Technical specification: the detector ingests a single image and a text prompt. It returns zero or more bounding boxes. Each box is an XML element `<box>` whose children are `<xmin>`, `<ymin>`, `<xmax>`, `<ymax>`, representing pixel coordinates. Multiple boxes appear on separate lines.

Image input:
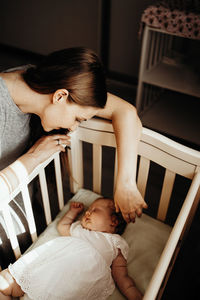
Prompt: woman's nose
<box><xmin>69</xmin><ymin>122</ymin><xmax>79</xmax><ymax>132</ymax></box>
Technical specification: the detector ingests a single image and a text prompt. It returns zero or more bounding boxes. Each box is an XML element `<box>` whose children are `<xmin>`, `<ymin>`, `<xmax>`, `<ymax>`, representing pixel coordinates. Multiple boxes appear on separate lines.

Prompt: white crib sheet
<box><xmin>21</xmin><ymin>188</ymin><xmax>171</xmax><ymax>300</ymax></box>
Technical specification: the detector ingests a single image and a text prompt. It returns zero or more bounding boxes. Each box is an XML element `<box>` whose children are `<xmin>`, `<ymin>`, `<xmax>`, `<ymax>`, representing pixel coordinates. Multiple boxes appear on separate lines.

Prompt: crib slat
<box><xmin>159</xmin><ymin>33</ymin><xmax>165</xmax><ymax>61</ymax></box>
<box><xmin>149</xmin><ymin>30</ymin><xmax>156</xmax><ymax>68</ymax></box>
<box><xmin>21</xmin><ymin>185</ymin><xmax>37</xmax><ymax>242</ymax></box>
<box><xmin>137</xmin><ymin>156</ymin><xmax>150</xmax><ymax>199</ymax></box>
<box><xmin>154</xmin><ymin>32</ymin><xmax>161</xmax><ymax>65</ymax></box>
<box><xmin>54</xmin><ymin>153</ymin><xmax>64</xmax><ymax>210</ymax></box>
<box><xmin>93</xmin><ymin>144</ymin><xmax>102</xmax><ymax>194</ymax></box>
<box><xmin>113</xmin><ymin>149</ymin><xmax>118</xmax><ymax>193</ymax></box>
<box><xmin>157</xmin><ymin>169</ymin><xmax>176</xmax><ymax>221</ymax></box>
<box><xmin>39</xmin><ymin>169</ymin><xmax>52</xmax><ymax>225</ymax></box>
<box><xmin>68</xmin><ymin>131</ymin><xmax>83</xmax><ymax>193</ymax></box>
<box><xmin>2</xmin><ymin>206</ymin><xmax>21</xmax><ymax>259</ymax></box>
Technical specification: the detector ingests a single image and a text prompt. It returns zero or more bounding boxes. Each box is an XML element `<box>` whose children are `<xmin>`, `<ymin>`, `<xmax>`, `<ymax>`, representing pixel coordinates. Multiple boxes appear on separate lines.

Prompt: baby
<box><xmin>0</xmin><ymin>198</ymin><xmax>142</xmax><ymax>300</ymax></box>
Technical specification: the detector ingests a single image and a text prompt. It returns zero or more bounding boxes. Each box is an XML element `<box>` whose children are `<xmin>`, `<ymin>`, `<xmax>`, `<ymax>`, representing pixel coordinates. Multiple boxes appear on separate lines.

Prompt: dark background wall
<box><xmin>0</xmin><ymin>0</ymin><xmax>152</xmax><ymax>82</ymax></box>
<box><xmin>0</xmin><ymin>0</ymin><xmax>101</xmax><ymax>54</ymax></box>
<box><xmin>108</xmin><ymin>0</ymin><xmax>151</xmax><ymax>79</ymax></box>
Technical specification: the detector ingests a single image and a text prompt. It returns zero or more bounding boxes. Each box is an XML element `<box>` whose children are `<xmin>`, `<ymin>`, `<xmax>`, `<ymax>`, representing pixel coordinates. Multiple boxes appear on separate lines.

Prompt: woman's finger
<box><xmin>122</xmin><ymin>213</ymin><xmax>131</xmax><ymax>223</ymax></box>
<box><xmin>129</xmin><ymin>212</ymin><xmax>136</xmax><ymax>222</ymax></box>
<box><xmin>135</xmin><ymin>208</ymin><xmax>142</xmax><ymax>218</ymax></box>
<box><xmin>52</xmin><ymin>134</ymin><xmax>71</xmax><ymax>141</ymax></box>
<box><xmin>115</xmin><ymin>202</ymin><xmax>120</xmax><ymax>213</ymax></box>
<box><xmin>143</xmin><ymin>201</ymin><xmax>148</xmax><ymax>209</ymax></box>
<box><xmin>54</xmin><ymin>138</ymin><xmax>70</xmax><ymax>147</ymax></box>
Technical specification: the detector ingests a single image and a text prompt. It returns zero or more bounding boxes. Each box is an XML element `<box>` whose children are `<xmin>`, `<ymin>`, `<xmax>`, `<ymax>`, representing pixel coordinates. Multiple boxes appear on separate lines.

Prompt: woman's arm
<box><xmin>96</xmin><ymin>92</ymin><xmax>147</xmax><ymax>222</ymax></box>
<box><xmin>57</xmin><ymin>202</ymin><xmax>84</xmax><ymax>236</ymax></box>
<box><xmin>111</xmin><ymin>251</ymin><xmax>143</xmax><ymax>300</ymax></box>
<box><xmin>0</xmin><ymin>134</ymin><xmax>70</xmax><ymax>200</ymax></box>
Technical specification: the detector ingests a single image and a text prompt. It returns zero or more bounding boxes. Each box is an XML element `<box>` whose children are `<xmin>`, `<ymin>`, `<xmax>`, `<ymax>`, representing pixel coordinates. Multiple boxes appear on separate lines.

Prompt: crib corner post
<box><xmin>68</xmin><ymin>130</ymin><xmax>83</xmax><ymax>194</ymax></box>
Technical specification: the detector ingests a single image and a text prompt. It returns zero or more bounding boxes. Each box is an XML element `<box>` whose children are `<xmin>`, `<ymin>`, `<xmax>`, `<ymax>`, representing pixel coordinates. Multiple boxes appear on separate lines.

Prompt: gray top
<box><xmin>0</xmin><ymin>76</ymin><xmax>31</xmax><ymax>170</ymax></box>
<box><xmin>0</xmin><ymin>75</ymin><xmax>32</xmax><ymax>268</ymax></box>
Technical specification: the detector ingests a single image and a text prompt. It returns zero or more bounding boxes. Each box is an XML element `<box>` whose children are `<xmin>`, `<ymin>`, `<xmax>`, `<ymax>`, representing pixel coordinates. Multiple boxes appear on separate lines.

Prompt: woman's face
<box><xmin>81</xmin><ymin>198</ymin><xmax>116</xmax><ymax>233</ymax></box>
<box><xmin>41</xmin><ymin>98</ymin><xmax>99</xmax><ymax>132</ymax></box>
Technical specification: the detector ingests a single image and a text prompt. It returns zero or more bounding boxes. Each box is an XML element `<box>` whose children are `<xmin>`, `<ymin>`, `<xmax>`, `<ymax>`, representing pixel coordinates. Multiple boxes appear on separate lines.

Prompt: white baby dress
<box><xmin>9</xmin><ymin>221</ymin><xmax>129</xmax><ymax>300</ymax></box>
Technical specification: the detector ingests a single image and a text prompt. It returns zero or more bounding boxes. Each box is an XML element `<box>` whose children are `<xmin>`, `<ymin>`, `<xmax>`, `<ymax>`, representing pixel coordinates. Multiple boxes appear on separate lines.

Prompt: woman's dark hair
<box><xmin>23</xmin><ymin>47</ymin><xmax>107</xmax><ymax>108</ymax></box>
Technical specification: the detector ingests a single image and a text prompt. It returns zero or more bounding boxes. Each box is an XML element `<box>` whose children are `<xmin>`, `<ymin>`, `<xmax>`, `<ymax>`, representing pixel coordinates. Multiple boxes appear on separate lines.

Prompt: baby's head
<box><xmin>81</xmin><ymin>198</ymin><xmax>126</xmax><ymax>235</ymax></box>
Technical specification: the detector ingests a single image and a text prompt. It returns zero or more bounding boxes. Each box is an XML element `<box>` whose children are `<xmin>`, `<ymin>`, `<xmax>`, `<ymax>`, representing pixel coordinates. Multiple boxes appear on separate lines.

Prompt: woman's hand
<box><xmin>27</xmin><ymin>134</ymin><xmax>70</xmax><ymax>164</ymax></box>
<box><xmin>19</xmin><ymin>134</ymin><xmax>70</xmax><ymax>174</ymax></box>
<box><xmin>1</xmin><ymin>134</ymin><xmax>70</xmax><ymax>196</ymax></box>
<box><xmin>114</xmin><ymin>183</ymin><xmax>148</xmax><ymax>223</ymax></box>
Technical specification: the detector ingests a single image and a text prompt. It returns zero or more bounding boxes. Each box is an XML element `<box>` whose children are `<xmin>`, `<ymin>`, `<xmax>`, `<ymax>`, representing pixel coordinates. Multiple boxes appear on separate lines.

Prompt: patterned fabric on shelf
<box><xmin>140</xmin><ymin>1</ymin><xmax>200</xmax><ymax>40</ymax></box>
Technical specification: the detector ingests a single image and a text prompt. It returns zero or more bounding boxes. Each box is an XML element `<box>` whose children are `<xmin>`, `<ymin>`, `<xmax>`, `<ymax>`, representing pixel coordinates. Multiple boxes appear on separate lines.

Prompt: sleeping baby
<box><xmin>0</xmin><ymin>198</ymin><xmax>142</xmax><ymax>300</ymax></box>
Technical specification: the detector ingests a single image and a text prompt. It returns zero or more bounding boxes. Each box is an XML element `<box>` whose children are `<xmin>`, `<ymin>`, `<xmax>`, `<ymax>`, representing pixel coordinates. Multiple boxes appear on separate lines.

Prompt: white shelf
<box><xmin>136</xmin><ymin>25</ymin><xmax>200</xmax><ymax>149</ymax></box>
<box><xmin>143</xmin><ymin>61</ymin><xmax>200</xmax><ymax>98</ymax></box>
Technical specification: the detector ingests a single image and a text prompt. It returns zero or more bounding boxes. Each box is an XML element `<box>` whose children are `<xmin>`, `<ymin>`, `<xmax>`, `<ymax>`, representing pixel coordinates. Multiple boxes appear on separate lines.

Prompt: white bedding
<box><xmin>21</xmin><ymin>188</ymin><xmax>171</xmax><ymax>300</ymax></box>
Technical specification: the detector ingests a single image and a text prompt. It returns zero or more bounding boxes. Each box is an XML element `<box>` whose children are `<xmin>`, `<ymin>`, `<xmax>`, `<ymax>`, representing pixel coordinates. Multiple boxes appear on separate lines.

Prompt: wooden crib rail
<box><xmin>70</xmin><ymin>117</ymin><xmax>200</xmax><ymax>192</ymax></box>
<box><xmin>0</xmin><ymin>151</ymin><xmax>64</xmax><ymax>262</ymax></box>
<box><xmin>78</xmin><ymin>118</ymin><xmax>200</xmax><ymax>166</ymax></box>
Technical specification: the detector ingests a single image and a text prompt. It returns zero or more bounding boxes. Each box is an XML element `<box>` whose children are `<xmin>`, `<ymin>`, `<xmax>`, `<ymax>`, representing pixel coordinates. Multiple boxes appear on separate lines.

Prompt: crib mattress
<box><xmin>21</xmin><ymin>188</ymin><xmax>171</xmax><ymax>300</ymax></box>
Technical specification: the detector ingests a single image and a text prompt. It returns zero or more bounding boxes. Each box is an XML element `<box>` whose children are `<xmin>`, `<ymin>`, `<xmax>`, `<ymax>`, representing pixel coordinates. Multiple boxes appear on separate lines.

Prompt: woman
<box><xmin>0</xmin><ymin>47</ymin><xmax>147</xmax><ymax>223</ymax></box>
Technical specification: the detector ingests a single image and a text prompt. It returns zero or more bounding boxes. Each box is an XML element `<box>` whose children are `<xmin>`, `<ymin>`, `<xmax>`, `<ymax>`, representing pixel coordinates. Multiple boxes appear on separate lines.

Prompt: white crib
<box><xmin>0</xmin><ymin>118</ymin><xmax>200</xmax><ymax>300</ymax></box>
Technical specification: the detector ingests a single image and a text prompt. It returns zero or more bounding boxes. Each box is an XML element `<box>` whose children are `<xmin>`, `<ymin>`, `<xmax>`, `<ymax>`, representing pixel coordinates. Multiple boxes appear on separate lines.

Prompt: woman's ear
<box><xmin>53</xmin><ymin>89</ymin><xmax>69</xmax><ymax>104</ymax></box>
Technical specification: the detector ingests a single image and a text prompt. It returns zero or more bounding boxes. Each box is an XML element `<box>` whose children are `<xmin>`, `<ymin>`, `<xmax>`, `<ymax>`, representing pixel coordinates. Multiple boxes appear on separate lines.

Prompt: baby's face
<box><xmin>81</xmin><ymin>198</ymin><xmax>116</xmax><ymax>233</ymax></box>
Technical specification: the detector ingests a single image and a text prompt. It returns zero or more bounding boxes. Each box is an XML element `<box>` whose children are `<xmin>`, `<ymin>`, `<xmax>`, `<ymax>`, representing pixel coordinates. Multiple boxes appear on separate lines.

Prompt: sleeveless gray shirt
<box><xmin>0</xmin><ymin>76</ymin><xmax>31</xmax><ymax>170</ymax></box>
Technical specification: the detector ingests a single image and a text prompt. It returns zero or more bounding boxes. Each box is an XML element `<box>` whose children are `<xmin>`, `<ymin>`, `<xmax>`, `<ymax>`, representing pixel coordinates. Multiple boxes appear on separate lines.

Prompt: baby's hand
<box><xmin>70</xmin><ymin>202</ymin><xmax>84</xmax><ymax>214</ymax></box>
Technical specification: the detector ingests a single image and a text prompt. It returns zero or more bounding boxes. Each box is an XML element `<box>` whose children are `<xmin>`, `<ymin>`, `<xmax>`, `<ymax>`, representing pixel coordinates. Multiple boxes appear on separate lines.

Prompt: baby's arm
<box><xmin>111</xmin><ymin>251</ymin><xmax>143</xmax><ymax>300</ymax></box>
<box><xmin>57</xmin><ymin>202</ymin><xmax>84</xmax><ymax>236</ymax></box>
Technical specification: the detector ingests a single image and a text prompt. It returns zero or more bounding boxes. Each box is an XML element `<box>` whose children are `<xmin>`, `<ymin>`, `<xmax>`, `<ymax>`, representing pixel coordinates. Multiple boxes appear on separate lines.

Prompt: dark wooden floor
<box><xmin>0</xmin><ymin>45</ymin><xmax>200</xmax><ymax>300</ymax></box>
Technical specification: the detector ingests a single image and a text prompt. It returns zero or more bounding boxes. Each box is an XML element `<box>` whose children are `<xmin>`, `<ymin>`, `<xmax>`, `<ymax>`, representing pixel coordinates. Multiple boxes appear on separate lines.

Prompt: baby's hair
<box><xmin>112</xmin><ymin>211</ymin><xmax>127</xmax><ymax>235</ymax></box>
